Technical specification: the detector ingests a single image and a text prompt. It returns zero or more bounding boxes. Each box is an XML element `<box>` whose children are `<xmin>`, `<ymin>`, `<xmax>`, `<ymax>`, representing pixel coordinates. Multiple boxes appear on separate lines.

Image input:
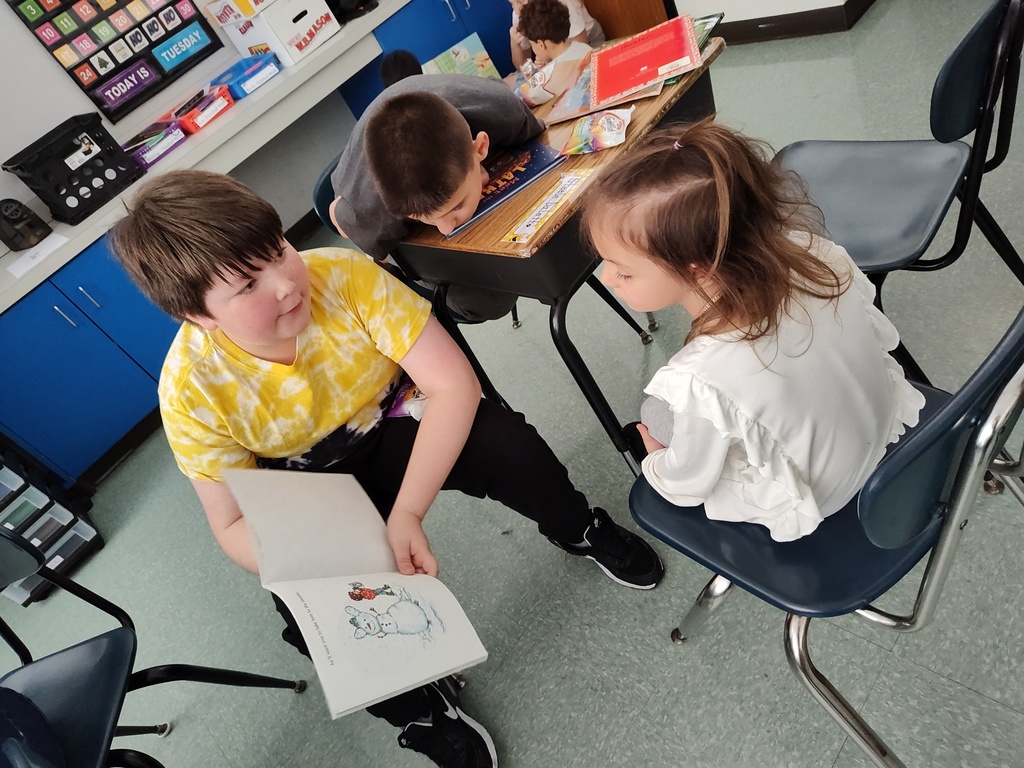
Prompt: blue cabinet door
<box><xmin>340</xmin><ymin>0</ymin><xmax>469</xmax><ymax>117</ymax></box>
<box><xmin>0</xmin><ymin>283</ymin><xmax>158</xmax><ymax>484</ymax></box>
<box><xmin>455</xmin><ymin>0</ymin><xmax>514</xmax><ymax>76</ymax></box>
<box><xmin>49</xmin><ymin>236</ymin><xmax>179</xmax><ymax>380</ymax></box>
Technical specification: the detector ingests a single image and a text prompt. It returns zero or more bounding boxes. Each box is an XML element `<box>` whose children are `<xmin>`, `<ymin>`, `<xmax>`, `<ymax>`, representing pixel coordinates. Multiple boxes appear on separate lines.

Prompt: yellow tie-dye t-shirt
<box><xmin>159</xmin><ymin>248</ymin><xmax>431</xmax><ymax>482</ymax></box>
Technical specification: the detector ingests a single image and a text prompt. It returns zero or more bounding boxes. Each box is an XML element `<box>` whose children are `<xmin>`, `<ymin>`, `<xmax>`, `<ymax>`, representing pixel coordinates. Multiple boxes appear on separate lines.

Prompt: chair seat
<box><xmin>629</xmin><ymin>385</ymin><xmax>952</xmax><ymax>618</ymax></box>
<box><xmin>1</xmin><ymin>627</ymin><xmax>136</xmax><ymax>768</ymax></box>
<box><xmin>775</xmin><ymin>139</ymin><xmax>971</xmax><ymax>273</ymax></box>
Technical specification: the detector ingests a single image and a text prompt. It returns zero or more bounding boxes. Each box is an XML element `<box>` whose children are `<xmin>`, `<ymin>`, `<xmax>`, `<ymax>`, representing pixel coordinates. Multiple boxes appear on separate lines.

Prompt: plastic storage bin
<box><xmin>1</xmin><ymin>113</ymin><xmax>145</xmax><ymax>225</ymax></box>
<box><xmin>210</xmin><ymin>54</ymin><xmax>282</xmax><ymax>100</ymax></box>
<box><xmin>0</xmin><ymin>466</ymin><xmax>26</xmax><ymax>511</ymax></box>
<box><xmin>160</xmin><ymin>86</ymin><xmax>236</xmax><ymax>134</ymax></box>
<box><xmin>0</xmin><ymin>486</ymin><xmax>48</xmax><ymax>534</ymax></box>
<box><xmin>2</xmin><ymin>519</ymin><xmax>100</xmax><ymax>606</ymax></box>
<box><xmin>122</xmin><ymin>121</ymin><xmax>189</xmax><ymax>169</ymax></box>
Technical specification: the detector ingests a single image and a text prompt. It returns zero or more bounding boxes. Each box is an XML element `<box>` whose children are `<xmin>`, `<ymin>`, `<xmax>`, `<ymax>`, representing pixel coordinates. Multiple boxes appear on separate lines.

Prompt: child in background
<box><xmin>581</xmin><ymin>118</ymin><xmax>925</xmax><ymax>542</ymax></box>
<box><xmin>515</xmin><ymin>0</ymin><xmax>592</xmax><ymax>106</ymax></box>
<box><xmin>510</xmin><ymin>0</ymin><xmax>604</xmax><ymax>71</ymax></box>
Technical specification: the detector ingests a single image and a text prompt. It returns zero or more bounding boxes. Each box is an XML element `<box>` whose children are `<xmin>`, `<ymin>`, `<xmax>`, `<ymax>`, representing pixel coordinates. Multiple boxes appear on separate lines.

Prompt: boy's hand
<box><xmin>387</xmin><ymin>509</ymin><xmax>438</xmax><ymax>577</ymax></box>
<box><xmin>637</xmin><ymin>423</ymin><xmax>667</xmax><ymax>454</ymax></box>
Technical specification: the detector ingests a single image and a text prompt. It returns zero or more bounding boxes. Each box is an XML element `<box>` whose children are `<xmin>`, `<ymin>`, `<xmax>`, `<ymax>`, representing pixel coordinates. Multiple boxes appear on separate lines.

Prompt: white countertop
<box><xmin>0</xmin><ymin>0</ymin><xmax>410</xmax><ymax>313</ymax></box>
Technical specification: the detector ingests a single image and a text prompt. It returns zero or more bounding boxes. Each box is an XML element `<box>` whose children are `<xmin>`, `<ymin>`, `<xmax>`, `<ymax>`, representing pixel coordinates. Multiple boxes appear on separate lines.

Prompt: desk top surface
<box><xmin>402</xmin><ymin>37</ymin><xmax>725</xmax><ymax>259</ymax></box>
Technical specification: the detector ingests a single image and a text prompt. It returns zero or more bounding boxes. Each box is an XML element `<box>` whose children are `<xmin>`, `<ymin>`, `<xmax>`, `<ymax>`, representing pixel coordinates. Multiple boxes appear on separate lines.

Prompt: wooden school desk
<box><xmin>395</xmin><ymin>38</ymin><xmax>726</xmax><ymax>474</ymax></box>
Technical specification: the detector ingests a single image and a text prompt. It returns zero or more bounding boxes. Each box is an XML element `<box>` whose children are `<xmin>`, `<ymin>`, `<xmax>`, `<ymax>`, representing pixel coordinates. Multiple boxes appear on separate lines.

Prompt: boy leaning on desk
<box><xmin>327</xmin><ymin>71</ymin><xmax>543</xmax><ymax>322</ymax></box>
<box><xmin>110</xmin><ymin>169</ymin><xmax>663</xmax><ymax>768</ymax></box>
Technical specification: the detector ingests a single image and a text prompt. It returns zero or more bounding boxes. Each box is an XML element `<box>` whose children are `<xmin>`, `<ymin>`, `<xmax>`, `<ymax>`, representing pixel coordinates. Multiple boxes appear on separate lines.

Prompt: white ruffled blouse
<box><xmin>641</xmin><ymin>235</ymin><xmax>926</xmax><ymax>542</ymax></box>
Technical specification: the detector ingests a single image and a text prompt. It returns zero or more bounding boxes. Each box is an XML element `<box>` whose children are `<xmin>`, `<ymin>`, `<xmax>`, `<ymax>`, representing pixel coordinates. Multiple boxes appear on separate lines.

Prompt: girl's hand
<box><xmin>637</xmin><ymin>423</ymin><xmax>667</xmax><ymax>454</ymax></box>
<box><xmin>387</xmin><ymin>510</ymin><xmax>438</xmax><ymax>577</ymax></box>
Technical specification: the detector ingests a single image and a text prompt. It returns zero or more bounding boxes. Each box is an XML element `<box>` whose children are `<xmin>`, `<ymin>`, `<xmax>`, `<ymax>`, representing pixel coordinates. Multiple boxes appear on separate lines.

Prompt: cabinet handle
<box><xmin>53</xmin><ymin>306</ymin><xmax>77</xmax><ymax>328</ymax></box>
<box><xmin>78</xmin><ymin>286</ymin><xmax>101</xmax><ymax>308</ymax></box>
<box><xmin>442</xmin><ymin>0</ymin><xmax>456</xmax><ymax>21</ymax></box>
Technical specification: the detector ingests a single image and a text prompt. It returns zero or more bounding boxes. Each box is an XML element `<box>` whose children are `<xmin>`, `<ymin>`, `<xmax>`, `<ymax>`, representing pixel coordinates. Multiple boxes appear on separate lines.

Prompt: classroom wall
<box><xmin>676</xmin><ymin>0</ymin><xmax>846</xmax><ymax>24</ymax></box>
<box><xmin>0</xmin><ymin>14</ymin><xmax>356</xmax><ymax>229</ymax></box>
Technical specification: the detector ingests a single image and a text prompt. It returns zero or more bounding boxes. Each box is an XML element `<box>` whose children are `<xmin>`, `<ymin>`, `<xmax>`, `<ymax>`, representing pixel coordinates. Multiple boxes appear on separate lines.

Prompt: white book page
<box><xmin>270</xmin><ymin>572</ymin><xmax>488</xmax><ymax>718</ymax></box>
<box><xmin>223</xmin><ymin>469</ymin><xmax>398</xmax><ymax>585</ymax></box>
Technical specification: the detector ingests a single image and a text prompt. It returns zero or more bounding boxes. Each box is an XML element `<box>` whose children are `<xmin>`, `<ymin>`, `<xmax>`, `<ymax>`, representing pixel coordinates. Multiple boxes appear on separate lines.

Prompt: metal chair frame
<box><xmin>629</xmin><ymin>300</ymin><xmax>1024</xmax><ymax>766</ymax></box>
<box><xmin>0</xmin><ymin>530</ymin><xmax>306</xmax><ymax>768</ymax></box>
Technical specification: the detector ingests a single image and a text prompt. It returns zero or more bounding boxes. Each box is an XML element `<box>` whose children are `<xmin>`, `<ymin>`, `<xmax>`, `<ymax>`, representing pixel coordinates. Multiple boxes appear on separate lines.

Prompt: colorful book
<box><xmin>545</xmin><ymin>55</ymin><xmax>663</xmax><ymax>126</ymax></box>
<box><xmin>692</xmin><ymin>12</ymin><xmax>725</xmax><ymax>51</ymax></box>
<box><xmin>421</xmin><ymin>33</ymin><xmax>501</xmax><ymax>80</ymax></box>
<box><xmin>223</xmin><ymin>469</ymin><xmax>487</xmax><ymax>719</ymax></box>
<box><xmin>589</xmin><ymin>16</ymin><xmax>702</xmax><ymax>106</ymax></box>
<box><xmin>447</xmin><ymin>139</ymin><xmax>567</xmax><ymax>238</ymax></box>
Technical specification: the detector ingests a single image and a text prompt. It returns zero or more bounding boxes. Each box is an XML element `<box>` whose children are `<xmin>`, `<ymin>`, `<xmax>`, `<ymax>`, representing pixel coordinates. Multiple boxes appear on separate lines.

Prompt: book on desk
<box><xmin>446</xmin><ymin>139</ymin><xmax>567</xmax><ymax>238</ymax></box>
<box><xmin>224</xmin><ymin>469</ymin><xmax>487</xmax><ymax>719</ymax></box>
<box><xmin>545</xmin><ymin>13</ymin><xmax>723</xmax><ymax>126</ymax></box>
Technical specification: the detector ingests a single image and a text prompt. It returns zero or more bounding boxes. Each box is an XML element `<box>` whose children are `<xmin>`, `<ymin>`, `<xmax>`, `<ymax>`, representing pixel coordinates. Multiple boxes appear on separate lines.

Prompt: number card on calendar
<box><xmin>6</xmin><ymin>0</ymin><xmax>222</xmax><ymax>122</ymax></box>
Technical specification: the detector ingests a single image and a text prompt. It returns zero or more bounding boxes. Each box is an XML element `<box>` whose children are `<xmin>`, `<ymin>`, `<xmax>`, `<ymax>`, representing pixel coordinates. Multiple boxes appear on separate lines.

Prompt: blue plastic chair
<box><xmin>629</xmin><ymin>304</ymin><xmax>1024</xmax><ymax>767</ymax></box>
<box><xmin>0</xmin><ymin>528</ymin><xmax>306</xmax><ymax>768</ymax></box>
<box><xmin>774</xmin><ymin>0</ymin><xmax>1024</xmax><ymax>384</ymax></box>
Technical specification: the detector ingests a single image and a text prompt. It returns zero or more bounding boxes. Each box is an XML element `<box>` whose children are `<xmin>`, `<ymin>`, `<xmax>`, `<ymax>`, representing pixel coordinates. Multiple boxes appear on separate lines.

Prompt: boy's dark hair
<box><xmin>110</xmin><ymin>170</ymin><xmax>284</xmax><ymax>321</ymax></box>
<box><xmin>365</xmin><ymin>92</ymin><xmax>475</xmax><ymax>218</ymax></box>
<box><xmin>380</xmin><ymin>49</ymin><xmax>423</xmax><ymax>88</ymax></box>
<box><xmin>518</xmin><ymin>0</ymin><xmax>570</xmax><ymax>44</ymax></box>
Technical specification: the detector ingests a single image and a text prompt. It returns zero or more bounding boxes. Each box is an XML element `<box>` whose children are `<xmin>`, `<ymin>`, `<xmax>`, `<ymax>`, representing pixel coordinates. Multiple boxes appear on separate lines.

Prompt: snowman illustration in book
<box><xmin>345</xmin><ymin>582</ymin><xmax>446</xmax><ymax>641</ymax></box>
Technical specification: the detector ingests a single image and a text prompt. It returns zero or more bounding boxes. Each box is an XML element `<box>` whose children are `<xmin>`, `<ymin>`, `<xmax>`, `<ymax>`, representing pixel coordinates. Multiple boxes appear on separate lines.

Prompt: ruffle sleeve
<box><xmin>644</xmin><ymin>370</ymin><xmax>826</xmax><ymax>542</ymax></box>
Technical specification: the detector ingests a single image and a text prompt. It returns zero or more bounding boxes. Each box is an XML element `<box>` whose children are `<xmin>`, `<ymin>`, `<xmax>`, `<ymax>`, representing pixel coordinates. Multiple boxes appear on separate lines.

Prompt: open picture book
<box><xmin>223</xmin><ymin>469</ymin><xmax>487</xmax><ymax>719</ymax></box>
<box><xmin>446</xmin><ymin>138</ymin><xmax>567</xmax><ymax>237</ymax></box>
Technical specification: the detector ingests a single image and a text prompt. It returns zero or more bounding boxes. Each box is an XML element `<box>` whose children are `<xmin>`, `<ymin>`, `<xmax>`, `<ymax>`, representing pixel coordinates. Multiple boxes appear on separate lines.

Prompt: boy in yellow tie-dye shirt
<box><xmin>111</xmin><ymin>171</ymin><xmax>662</xmax><ymax>768</ymax></box>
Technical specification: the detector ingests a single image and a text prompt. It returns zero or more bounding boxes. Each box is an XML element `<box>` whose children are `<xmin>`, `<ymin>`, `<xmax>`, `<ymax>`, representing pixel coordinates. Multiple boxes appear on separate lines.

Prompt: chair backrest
<box><xmin>858</xmin><ymin>306</ymin><xmax>1024</xmax><ymax>549</ymax></box>
<box><xmin>923</xmin><ymin>0</ymin><xmax>1023</xmax><ymax>270</ymax></box>
<box><xmin>312</xmin><ymin>156</ymin><xmax>341</xmax><ymax>235</ymax></box>
<box><xmin>930</xmin><ymin>0</ymin><xmax>1014</xmax><ymax>143</ymax></box>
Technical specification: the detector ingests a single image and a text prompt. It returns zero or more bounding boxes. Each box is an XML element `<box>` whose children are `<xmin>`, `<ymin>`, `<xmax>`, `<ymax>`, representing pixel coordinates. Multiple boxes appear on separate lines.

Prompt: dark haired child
<box><xmin>515</xmin><ymin>0</ymin><xmax>592</xmax><ymax>106</ymax></box>
<box><xmin>329</xmin><ymin>75</ymin><xmax>543</xmax><ymax>321</ymax></box>
<box><xmin>113</xmin><ymin>170</ymin><xmax>664</xmax><ymax>768</ymax></box>
<box><xmin>509</xmin><ymin>0</ymin><xmax>604</xmax><ymax>70</ymax></box>
<box><xmin>580</xmin><ymin>118</ymin><xmax>925</xmax><ymax>542</ymax></box>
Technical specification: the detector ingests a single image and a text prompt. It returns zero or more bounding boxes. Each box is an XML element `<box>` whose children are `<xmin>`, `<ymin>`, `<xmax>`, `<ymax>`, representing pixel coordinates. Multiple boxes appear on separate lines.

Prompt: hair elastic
<box><xmin>673</xmin><ymin>139</ymin><xmax>684</xmax><ymax>150</ymax></box>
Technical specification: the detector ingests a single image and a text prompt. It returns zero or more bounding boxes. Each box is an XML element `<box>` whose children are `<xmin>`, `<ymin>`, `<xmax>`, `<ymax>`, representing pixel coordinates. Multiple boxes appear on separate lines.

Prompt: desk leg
<box><xmin>431</xmin><ymin>283</ymin><xmax>511</xmax><ymax>411</ymax></box>
<box><xmin>549</xmin><ymin>292</ymin><xmax>641</xmax><ymax>477</ymax></box>
<box><xmin>586</xmin><ymin>275</ymin><xmax>653</xmax><ymax>344</ymax></box>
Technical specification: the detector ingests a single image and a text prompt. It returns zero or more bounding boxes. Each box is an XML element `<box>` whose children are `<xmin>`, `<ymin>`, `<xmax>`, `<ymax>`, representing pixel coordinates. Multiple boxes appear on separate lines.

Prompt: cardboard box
<box><xmin>203</xmin><ymin>0</ymin><xmax>280</xmax><ymax>26</ymax></box>
<box><xmin>222</xmin><ymin>0</ymin><xmax>341</xmax><ymax>66</ymax></box>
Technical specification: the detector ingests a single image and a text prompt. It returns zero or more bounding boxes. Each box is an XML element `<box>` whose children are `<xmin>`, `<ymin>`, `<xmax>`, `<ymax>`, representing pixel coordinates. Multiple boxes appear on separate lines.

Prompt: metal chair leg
<box><xmin>671</xmin><ymin>574</ymin><xmax>734</xmax><ymax>644</ymax></box>
<box><xmin>511</xmin><ymin>301</ymin><xmax>522</xmax><ymax>329</ymax></box>
<box><xmin>128</xmin><ymin>664</ymin><xmax>307</xmax><ymax>693</ymax></box>
<box><xmin>586</xmin><ymin>275</ymin><xmax>653</xmax><ymax>344</ymax></box>
<box><xmin>784</xmin><ymin>615</ymin><xmax>905</xmax><ymax>768</ymax></box>
<box><xmin>645</xmin><ymin>312</ymin><xmax>659</xmax><ymax>331</ymax></box>
<box><xmin>974</xmin><ymin>198</ymin><xmax>1024</xmax><ymax>287</ymax></box>
<box><xmin>114</xmin><ymin>724</ymin><xmax>171</xmax><ymax>738</ymax></box>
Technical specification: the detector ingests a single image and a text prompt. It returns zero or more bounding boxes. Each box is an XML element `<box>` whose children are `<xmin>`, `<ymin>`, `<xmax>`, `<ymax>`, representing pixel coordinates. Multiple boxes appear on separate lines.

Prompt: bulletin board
<box><xmin>7</xmin><ymin>0</ymin><xmax>223</xmax><ymax>122</ymax></box>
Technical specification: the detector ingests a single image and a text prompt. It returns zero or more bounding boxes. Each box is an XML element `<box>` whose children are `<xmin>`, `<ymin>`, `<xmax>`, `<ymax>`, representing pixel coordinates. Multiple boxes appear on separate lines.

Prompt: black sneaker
<box><xmin>550</xmin><ymin>508</ymin><xmax>664</xmax><ymax>590</ymax></box>
<box><xmin>397</xmin><ymin>677</ymin><xmax>498</xmax><ymax>768</ymax></box>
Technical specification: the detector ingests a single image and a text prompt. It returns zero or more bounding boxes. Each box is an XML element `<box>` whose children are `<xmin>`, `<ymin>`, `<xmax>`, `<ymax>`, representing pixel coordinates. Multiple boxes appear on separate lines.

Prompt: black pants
<box><xmin>271</xmin><ymin>399</ymin><xmax>593</xmax><ymax>724</ymax></box>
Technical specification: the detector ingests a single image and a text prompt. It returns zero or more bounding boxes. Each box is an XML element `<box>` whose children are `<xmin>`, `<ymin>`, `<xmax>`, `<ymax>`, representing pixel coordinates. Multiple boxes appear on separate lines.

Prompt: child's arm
<box><xmin>387</xmin><ymin>316</ymin><xmax>482</xmax><ymax>577</ymax></box>
<box><xmin>192</xmin><ymin>478</ymin><xmax>259</xmax><ymax>574</ymax></box>
<box><xmin>642</xmin><ymin>414</ymin><xmax>731</xmax><ymax>506</ymax></box>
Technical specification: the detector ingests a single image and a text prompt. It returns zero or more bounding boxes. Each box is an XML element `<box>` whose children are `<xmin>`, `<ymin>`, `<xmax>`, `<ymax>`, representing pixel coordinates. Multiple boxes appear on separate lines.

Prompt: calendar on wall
<box><xmin>8</xmin><ymin>0</ymin><xmax>223</xmax><ymax>122</ymax></box>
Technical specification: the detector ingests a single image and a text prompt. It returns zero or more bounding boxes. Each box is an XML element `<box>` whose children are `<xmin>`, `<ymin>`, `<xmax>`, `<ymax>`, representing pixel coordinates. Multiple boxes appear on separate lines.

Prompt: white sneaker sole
<box><xmin>454</xmin><ymin>705</ymin><xmax>498</xmax><ymax>767</ymax></box>
<box><xmin>584</xmin><ymin>554</ymin><xmax>661</xmax><ymax>590</ymax></box>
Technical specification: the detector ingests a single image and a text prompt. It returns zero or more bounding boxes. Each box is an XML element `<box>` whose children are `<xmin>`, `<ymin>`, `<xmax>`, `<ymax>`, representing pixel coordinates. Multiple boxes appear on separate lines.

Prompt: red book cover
<box><xmin>590</xmin><ymin>16</ymin><xmax>702</xmax><ymax>106</ymax></box>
